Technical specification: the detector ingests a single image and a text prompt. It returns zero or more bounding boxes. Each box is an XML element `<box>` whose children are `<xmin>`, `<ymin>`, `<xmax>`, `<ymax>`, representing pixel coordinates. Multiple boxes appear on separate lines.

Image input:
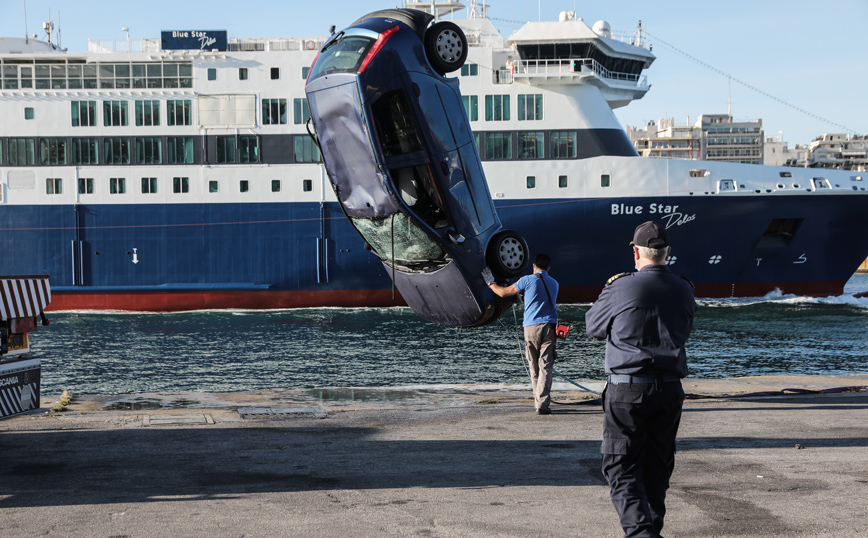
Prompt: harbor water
<box><xmin>31</xmin><ymin>274</ymin><xmax>868</xmax><ymax>395</ymax></box>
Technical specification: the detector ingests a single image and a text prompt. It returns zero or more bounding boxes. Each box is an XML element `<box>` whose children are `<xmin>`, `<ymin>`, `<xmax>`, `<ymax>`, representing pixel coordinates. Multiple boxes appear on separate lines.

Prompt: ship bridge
<box><xmin>507</xmin><ymin>13</ymin><xmax>655</xmax><ymax>109</ymax></box>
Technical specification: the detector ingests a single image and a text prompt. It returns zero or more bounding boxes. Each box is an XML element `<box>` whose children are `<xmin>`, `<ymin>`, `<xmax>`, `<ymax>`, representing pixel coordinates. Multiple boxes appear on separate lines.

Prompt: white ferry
<box><xmin>1</xmin><ymin>1</ymin><xmax>866</xmax><ymax>311</ymax></box>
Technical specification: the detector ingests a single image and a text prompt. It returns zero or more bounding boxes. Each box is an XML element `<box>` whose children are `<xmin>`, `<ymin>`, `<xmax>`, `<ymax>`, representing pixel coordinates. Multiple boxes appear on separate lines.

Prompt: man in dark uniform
<box><xmin>585</xmin><ymin>221</ymin><xmax>696</xmax><ymax>538</ymax></box>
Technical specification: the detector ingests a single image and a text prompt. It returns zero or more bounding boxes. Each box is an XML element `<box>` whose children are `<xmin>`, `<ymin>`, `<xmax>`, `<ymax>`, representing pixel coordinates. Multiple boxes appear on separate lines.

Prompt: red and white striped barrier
<box><xmin>0</xmin><ymin>276</ymin><xmax>51</xmax><ymax>321</ymax></box>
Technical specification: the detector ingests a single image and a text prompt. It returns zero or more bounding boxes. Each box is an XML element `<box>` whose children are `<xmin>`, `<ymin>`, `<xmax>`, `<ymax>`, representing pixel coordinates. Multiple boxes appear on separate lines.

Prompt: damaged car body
<box><xmin>305</xmin><ymin>9</ymin><xmax>528</xmax><ymax>327</ymax></box>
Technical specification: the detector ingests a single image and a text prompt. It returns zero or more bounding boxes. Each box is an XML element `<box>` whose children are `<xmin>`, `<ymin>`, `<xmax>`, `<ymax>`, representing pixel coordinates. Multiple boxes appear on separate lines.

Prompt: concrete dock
<box><xmin>1</xmin><ymin>374</ymin><xmax>867</xmax><ymax>537</ymax></box>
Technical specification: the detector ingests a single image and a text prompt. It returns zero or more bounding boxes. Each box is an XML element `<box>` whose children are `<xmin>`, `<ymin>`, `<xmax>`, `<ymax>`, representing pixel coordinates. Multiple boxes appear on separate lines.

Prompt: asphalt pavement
<box><xmin>1</xmin><ymin>374</ymin><xmax>867</xmax><ymax>537</ymax></box>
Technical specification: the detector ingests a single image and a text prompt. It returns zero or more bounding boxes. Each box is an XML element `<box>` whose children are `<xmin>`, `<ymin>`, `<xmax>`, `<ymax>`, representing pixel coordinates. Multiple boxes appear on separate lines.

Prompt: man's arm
<box><xmin>585</xmin><ymin>285</ymin><xmax>614</xmax><ymax>340</ymax></box>
<box><xmin>489</xmin><ymin>282</ymin><xmax>519</xmax><ymax>298</ymax></box>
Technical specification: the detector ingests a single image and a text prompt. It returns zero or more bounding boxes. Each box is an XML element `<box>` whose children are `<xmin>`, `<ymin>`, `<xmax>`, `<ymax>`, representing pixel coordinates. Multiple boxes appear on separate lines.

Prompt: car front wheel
<box><xmin>424</xmin><ymin>21</ymin><xmax>468</xmax><ymax>75</ymax></box>
<box><xmin>487</xmin><ymin>230</ymin><xmax>529</xmax><ymax>279</ymax></box>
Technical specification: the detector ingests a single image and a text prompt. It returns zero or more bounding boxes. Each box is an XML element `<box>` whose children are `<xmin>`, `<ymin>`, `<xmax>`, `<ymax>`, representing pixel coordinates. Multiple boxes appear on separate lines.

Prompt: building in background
<box><xmin>626</xmin><ymin>118</ymin><xmax>701</xmax><ymax>159</ymax></box>
<box><xmin>809</xmin><ymin>134</ymin><xmax>868</xmax><ymax>171</ymax></box>
<box><xmin>627</xmin><ymin>113</ymin><xmax>763</xmax><ymax>164</ymax></box>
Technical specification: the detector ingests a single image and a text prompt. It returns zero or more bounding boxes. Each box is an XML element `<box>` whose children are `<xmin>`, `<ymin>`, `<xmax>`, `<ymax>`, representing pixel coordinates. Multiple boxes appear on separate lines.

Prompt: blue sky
<box><xmin>4</xmin><ymin>0</ymin><xmax>866</xmax><ymax>146</ymax></box>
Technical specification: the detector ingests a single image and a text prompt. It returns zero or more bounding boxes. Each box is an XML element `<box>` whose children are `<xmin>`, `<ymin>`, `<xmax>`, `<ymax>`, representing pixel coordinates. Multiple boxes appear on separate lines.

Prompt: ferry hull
<box><xmin>4</xmin><ymin>193</ymin><xmax>866</xmax><ymax>311</ymax></box>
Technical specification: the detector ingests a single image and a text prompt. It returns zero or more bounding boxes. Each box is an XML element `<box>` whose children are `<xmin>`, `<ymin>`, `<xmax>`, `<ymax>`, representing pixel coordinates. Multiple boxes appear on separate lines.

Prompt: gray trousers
<box><xmin>524</xmin><ymin>323</ymin><xmax>556</xmax><ymax>410</ymax></box>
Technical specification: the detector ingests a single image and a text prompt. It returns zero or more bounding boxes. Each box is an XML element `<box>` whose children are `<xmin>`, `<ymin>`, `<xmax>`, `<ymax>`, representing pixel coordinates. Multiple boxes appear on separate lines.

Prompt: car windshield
<box><xmin>308</xmin><ymin>35</ymin><xmax>375</xmax><ymax>79</ymax></box>
<box><xmin>351</xmin><ymin>213</ymin><xmax>448</xmax><ymax>273</ymax></box>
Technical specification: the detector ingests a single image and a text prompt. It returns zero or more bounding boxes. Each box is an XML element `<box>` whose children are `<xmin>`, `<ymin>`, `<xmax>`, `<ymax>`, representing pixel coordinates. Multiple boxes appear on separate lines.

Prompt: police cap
<box><xmin>631</xmin><ymin>221</ymin><xmax>670</xmax><ymax>249</ymax></box>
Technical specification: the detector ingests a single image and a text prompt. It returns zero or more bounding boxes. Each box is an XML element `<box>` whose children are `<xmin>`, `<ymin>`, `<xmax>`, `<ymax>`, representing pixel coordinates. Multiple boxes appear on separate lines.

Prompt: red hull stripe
<box><xmin>45</xmin><ymin>279</ymin><xmax>848</xmax><ymax>312</ymax></box>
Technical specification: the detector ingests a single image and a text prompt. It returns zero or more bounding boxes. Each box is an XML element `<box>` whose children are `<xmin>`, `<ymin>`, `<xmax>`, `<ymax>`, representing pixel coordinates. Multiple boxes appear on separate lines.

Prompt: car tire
<box><xmin>424</xmin><ymin>21</ymin><xmax>468</xmax><ymax>75</ymax></box>
<box><xmin>487</xmin><ymin>230</ymin><xmax>529</xmax><ymax>279</ymax></box>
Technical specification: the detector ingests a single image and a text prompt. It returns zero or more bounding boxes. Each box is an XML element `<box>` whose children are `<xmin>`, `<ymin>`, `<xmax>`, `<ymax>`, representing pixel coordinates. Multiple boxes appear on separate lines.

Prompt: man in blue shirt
<box><xmin>487</xmin><ymin>254</ymin><xmax>559</xmax><ymax>414</ymax></box>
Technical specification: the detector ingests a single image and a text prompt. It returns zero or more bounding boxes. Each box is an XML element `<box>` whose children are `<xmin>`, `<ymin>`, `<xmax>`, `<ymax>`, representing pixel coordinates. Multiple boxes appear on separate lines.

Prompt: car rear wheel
<box><xmin>424</xmin><ymin>21</ymin><xmax>468</xmax><ymax>75</ymax></box>
<box><xmin>487</xmin><ymin>230</ymin><xmax>529</xmax><ymax>279</ymax></box>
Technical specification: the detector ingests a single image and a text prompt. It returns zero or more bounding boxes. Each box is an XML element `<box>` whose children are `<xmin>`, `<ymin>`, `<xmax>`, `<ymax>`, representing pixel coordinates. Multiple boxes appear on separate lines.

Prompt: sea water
<box><xmin>30</xmin><ymin>274</ymin><xmax>868</xmax><ymax>395</ymax></box>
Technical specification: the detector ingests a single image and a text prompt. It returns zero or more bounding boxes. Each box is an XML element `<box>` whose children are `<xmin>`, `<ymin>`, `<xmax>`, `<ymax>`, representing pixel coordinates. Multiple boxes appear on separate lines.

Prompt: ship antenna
<box><xmin>23</xmin><ymin>0</ymin><xmax>28</xmax><ymax>43</ymax></box>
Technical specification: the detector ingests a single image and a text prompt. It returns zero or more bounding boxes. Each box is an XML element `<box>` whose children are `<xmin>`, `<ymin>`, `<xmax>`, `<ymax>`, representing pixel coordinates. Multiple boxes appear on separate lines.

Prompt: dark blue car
<box><xmin>305</xmin><ymin>9</ymin><xmax>528</xmax><ymax>327</ymax></box>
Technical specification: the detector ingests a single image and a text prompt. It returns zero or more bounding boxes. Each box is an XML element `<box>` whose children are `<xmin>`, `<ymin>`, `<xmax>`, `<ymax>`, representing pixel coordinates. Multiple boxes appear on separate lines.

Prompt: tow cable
<box><xmin>499</xmin><ymin>305</ymin><xmax>601</xmax><ymax>404</ymax></box>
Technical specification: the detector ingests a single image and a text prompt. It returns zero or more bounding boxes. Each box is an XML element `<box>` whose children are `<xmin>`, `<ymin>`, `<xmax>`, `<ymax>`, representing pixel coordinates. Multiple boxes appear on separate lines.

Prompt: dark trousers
<box><xmin>601</xmin><ymin>380</ymin><xmax>685</xmax><ymax>538</ymax></box>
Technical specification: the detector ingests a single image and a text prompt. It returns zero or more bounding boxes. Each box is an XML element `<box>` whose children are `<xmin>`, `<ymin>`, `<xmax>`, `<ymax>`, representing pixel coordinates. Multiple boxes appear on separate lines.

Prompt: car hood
<box><xmin>307</xmin><ymin>76</ymin><xmax>401</xmax><ymax>219</ymax></box>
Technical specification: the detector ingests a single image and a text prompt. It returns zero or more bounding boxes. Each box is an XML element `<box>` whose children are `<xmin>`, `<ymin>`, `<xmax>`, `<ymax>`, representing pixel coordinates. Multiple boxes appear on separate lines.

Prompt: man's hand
<box><xmin>481</xmin><ymin>267</ymin><xmax>495</xmax><ymax>285</ymax></box>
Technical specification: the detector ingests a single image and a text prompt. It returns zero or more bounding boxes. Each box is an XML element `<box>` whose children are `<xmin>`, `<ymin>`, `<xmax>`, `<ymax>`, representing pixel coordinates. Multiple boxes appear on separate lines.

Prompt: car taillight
<box><xmin>357</xmin><ymin>25</ymin><xmax>399</xmax><ymax>74</ymax></box>
<box><xmin>305</xmin><ymin>52</ymin><xmax>319</xmax><ymax>86</ymax></box>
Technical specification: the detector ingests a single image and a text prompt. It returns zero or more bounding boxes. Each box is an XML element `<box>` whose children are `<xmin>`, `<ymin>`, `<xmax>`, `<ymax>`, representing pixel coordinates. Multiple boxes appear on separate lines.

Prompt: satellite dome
<box><xmin>592</xmin><ymin>20</ymin><xmax>612</xmax><ymax>38</ymax></box>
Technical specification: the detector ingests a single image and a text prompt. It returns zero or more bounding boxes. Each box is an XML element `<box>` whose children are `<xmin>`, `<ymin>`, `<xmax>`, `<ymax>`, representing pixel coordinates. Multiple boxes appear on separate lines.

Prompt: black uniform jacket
<box><xmin>585</xmin><ymin>264</ymin><xmax>696</xmax><ymax>377</ymax></box>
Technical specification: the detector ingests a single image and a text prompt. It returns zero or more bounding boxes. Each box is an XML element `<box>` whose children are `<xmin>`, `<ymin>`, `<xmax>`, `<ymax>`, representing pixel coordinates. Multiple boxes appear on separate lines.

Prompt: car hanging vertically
<box><xmin>305</xmin><ymin>9</ymin><xmax>529</xmax><ymax>327</ymax></box>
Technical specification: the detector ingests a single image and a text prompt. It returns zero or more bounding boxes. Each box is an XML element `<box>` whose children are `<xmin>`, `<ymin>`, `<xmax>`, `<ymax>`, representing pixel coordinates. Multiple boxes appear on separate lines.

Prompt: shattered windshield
<box><xmin>351</xmin><ymin>213</ymin><xmax>448</xmax><ymax>273</ymax></box>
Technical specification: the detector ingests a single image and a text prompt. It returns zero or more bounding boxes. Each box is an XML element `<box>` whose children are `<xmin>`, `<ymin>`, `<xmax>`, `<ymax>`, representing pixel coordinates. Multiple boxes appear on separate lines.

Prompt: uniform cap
<box><xmin>631</xmin><ymin>221</ymin><xmax>670</xmax><ymax>249</ymax></box>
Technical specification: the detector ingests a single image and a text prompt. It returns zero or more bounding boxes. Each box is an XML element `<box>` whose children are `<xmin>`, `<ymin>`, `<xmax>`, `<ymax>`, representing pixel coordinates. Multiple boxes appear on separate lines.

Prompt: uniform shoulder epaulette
<box><xmin>680</xmin><ymin>275</ymin><xmax>695</xmax><ymax>291</ymax></box>
<box><xmin>606</xmin><ymin>272</ymin><xmax>630</xmax><ymax>285</ymax></box>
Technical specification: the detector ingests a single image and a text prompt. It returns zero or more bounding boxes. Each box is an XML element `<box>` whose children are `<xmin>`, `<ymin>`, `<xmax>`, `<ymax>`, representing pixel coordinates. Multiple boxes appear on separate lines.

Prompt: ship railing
<box><xmin>88</xmin><ymin>39</ymin><xmax>162</xmax><ymax>54</ymax></box>
<box><xmin>87</xmin><ymin>37</ymin><xmax>326</xmax><ymax>54</ymax></box>
<box><xmin>514</xmin><ymin>58</ymin><xmax>648</xmax><ymax>87</ymax></box>
<box><xmin>228</xmin><ymin>37</ymin><xmax>326</xmax><ymax>52</ymax></box>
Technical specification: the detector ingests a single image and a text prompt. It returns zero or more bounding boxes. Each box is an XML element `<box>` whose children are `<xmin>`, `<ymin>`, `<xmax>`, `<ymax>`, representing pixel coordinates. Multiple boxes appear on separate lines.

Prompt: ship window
<box><xmin>71</xmin><ymin>101</ymin><xmax>97</xmax><ymax>127</ymax></box>
<box><xmin>462</xmin><ymin>95</ymin><xmax>478</xmax><ymax>121</ymax></box>
<box><xmin>551</xmin><ymin>131</ymin><xmax>577</xmax><ymax>159</ymax></box>
<box><xmin>136</xmin><ymin>137</ymin><xmax>162</xmax><ymax>164</ymax></box>
<box><xmin>558</xmin><ymin>175</ymin><xmax>568</xmax><ymax>188</ymax></box>
<box><xmin>72</xmin><ymin>138</ymin><xmax>100</xmax><ymax>165</ymax></box>
<box><xmin>483</xmin><ymin>132</ymin><xmax>512</xmax><ymax>160</ymax></box>
<box><xmin>167</xmin><ymin>137</ymin><xmax>194</xmax><ymax>164</ymax></box>
<box><xmin>25</xmin><ymin>107</ymin><xmax>34</xmax><ymax>120</ymax></box>
<box><xmin>689</xmin><ymin>169</ymin><xmax>709</xmax><ymax>177</ymax></box>
<box><xmin>526</xmin><ymin>176</ymin><xmax>536</xmax><ymax>189</ymax></box>
<box><xmin>303</xmin><ymin>179</ymin><xmax>313</xmax><ymax>192</ymax></box>
<box><xmin>78</xmin><ymin>178</ymin><xmax>94</xmax><ymax>195</ymax></box>
<box><xmin>812</xmin><ymin>177</ymin><xmax>831</xmax><ymax>190</ymax></box>
<box><xmin>719</xmin><ymin>179</ymin><xmax>736</xmax><ymax>192</ymax></box>
<box><xmin>173</xmin><ymin>177</ymin><xmax>189</xmax><ymax>193</ymax></box>
<box><xmin>272</xmin><ymin>67</ymin><xmax>281</xmax><ymax>80</ymax></box>
<box><xmin>271</xmin><ymin>180</ymin><xmax>281</xmax><ymax>193</ymax></box>
<box><xmin>216</xmin><ymin>136</ymin><xmax>236</xmax><ymax>163</ymax></box>
<box><xmin>207</xmin><ymin>68</ymin><xmax>217</xmax><ymax>81</ymax></box>
<box><xmin>517</xmin><ymin>94</ymin><xmax>543</xmax><ymax>121</ymax></box>
<box><xmin>779</xmin><ymin>171</ymin><xmax>792</xmax><ymax>178</ymax></box>
<box><xmin>45</xmin><ymin>178</ymin><xmax>62</xmax><ymax>195</ymax></box>
<box><xmin>239</xmin><ymin>136</ymin><xmax>259</xmax><ymax>163</ymax></box>
<box><xmin>39</xmin><ymin>138</ymin><xmax>67</xmax><ymax>165</ymax></box>
<box><xmin>460</xmin><ymin>63</ymin><xmax>479</xmax><ymax>76</ymax></box>
<box><xmin>852</xmin><ymin>175</ymin><xmax>863</xmax><ymax>181</ymax></box>
<box><xmin>9</xmin><ymin>138</ymin><xmax>36</xmax><ymax>166</ymax></box>
<box><xmin>104</xmin><ymin>137</ymin><xmax>131</xmax><ymax>165</ymax></box>
<box><xmin>109</xmin><ymin>177</ymin><xmax>126</xmax><ymax>194</ymax></box>
<box><xmin>238</xmin><ymin>68</ymin><xmax>248</xmax><ymax>80</ymax></box>
<box><xmin>141</xmin><ymin>177</ymin><xmax>157</xmax><ymax>194</ymax></box>
<box><xmin>135</xmin><ymin>100</ymin><xmax>160</xmax><ymax>126</ymax></box>
<box><xmin>208</xmin><ymin>180</ymin><xmax>218</xmax><ymax>193</ymax></box>
<box><xmin>293</xmin><ymin>98</ymin><xmax>310</xmax><ymax>125</ymax></box>
<box><xmin>518</xmin><ymin>131</ymin><xmax>544</xmax><ymax>159</ymax></box>
<box><xmin>294</xmin><ymin>136</ymin><xmax>322</xmax><ymax>163</ymax></box>
<box><xmin>167</xmin><ymin>100</ymin><xmax>192</xmax><ymax>126</ymax></box>
<box><xmin>601</xmin><ymin>174</ymin><xmax>611</xmax><ymax>187</ymax></box>
<box><xmin>240</xmin><ymin>180</ymin><xmax>249</xmax><ymax>193</ymax></box>
<box><xmin>262</xmin><ymin>98</ymin><xmax>287</xmax><ymax>125</ymax></box>
<box><xmin>103</xmin><ymin>100</ymin><xmax>129</xmax><ymax>127</ymax></box>
<box><xmin>484</xmin><ymin>94</ymin><xmax>510</xmax><ymax>121</ymax></box>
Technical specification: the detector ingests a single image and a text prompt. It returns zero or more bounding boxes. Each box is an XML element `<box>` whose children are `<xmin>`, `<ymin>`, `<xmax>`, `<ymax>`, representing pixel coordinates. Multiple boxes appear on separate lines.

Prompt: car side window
<box><xmin>392</xmin><ymin>164</ymin><xmax>448</xmax><ymax>229</ymax></box>
<box><xmin>371</xmin><ymin>90</ymin><xmax>424</xmax><ymax>158</ymax></box>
